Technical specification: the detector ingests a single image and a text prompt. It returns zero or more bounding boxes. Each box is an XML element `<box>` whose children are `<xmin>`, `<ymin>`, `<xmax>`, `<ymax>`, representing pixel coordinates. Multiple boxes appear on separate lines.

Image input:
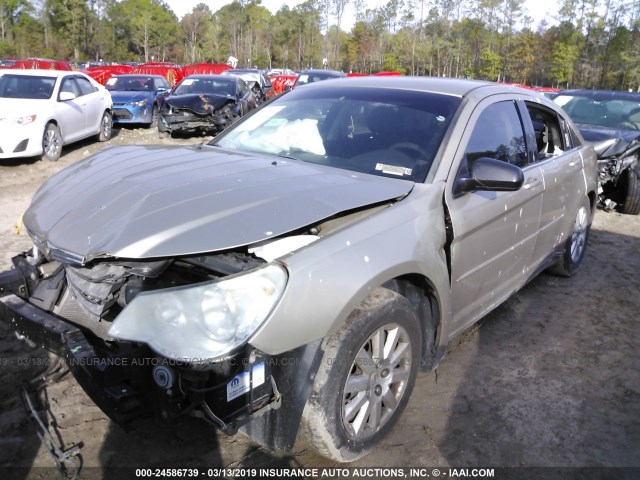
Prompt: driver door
<box><xmin>55</xmin><ymin>77</ymin><xmax>86</xmax><ymax>142</ymax></box>
<box><xmin>445</xmin><ymin>98</ymin><xmax>544</xmax><ymax>337</ymax></box>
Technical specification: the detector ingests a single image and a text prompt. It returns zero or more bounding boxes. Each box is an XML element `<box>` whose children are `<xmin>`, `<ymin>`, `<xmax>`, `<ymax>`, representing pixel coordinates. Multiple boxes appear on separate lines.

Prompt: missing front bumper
<box><xmin>0</xmin><ymin>293</ymin><xmax>276</xmax><ymax>432</ymax></box>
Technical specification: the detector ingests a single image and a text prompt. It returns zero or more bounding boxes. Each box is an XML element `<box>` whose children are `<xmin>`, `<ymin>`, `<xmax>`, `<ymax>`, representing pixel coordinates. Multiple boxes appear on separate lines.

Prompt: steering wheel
<box><xmin>390</xmin><ymin>142</ymin><xmax>429</xmax><ymax>160</ymax></box>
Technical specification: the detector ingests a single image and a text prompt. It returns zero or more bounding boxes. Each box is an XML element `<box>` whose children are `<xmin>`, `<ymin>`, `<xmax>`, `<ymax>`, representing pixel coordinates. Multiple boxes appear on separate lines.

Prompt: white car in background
<box><xmin>0</xmin><ymin>70</ymin><xmax>113</xmax><ymax>162</ymax></box>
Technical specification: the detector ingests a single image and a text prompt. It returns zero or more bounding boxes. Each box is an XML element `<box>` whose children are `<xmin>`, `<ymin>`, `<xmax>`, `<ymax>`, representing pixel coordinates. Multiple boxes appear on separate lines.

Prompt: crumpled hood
<box><xmin>165</xmin><ymin>94</ymin><xmax>231</xmax><ymax>115</ymax></box>
<box><xmin>23</xmin><ymin>145</ymin><xmax>413</xmax><ymax>263</ymax></box>
<box><xmin>578</xmin><ymin>125</ymin><xmax>640</xmax><ymax>158</ymax></box>
<box><xmin>109</xmin><ymin>90</ymin><xmax>153</xmax><ymax>104</ymax></box>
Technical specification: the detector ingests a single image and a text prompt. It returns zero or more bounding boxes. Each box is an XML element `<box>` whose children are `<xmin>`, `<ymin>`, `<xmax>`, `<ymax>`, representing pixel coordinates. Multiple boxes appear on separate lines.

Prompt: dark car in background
<box><xmin>223</xmin><ymin>68</ymin><xmax>274</xmax><ymax>104</ymax></box>
<box><xmin>554</xmin><ymin>89</ymin><xmax>640</xmax><ymax>214</ymax></box>
<box><xmin>158</xmin><ymin>74</ymin><xmax>256</xmax><ymax>137</ymax></box>
<box><xmin>105</xmin><ymin>74</ymin><xmax>171</xmax><ymax>128</ymax></box>
<box><xmin>292</xmin><ymin>69</ymin><xmax>346</xmax><ymax>88</ymax></box>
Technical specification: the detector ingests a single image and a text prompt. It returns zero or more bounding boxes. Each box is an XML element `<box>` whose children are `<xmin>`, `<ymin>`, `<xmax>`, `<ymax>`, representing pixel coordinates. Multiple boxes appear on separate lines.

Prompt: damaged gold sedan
<box><xmin>0</xmin><ymin>77</ymin><xmax>597</xmax><ymax>462</ymax></box>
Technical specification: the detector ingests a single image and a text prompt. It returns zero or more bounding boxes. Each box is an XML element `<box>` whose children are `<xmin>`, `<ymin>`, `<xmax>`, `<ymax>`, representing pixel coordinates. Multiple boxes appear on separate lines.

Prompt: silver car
<box><xmin>0</xmin><ymin>77</ymin><xmax>597</xmax><ymax>461</ymax></box>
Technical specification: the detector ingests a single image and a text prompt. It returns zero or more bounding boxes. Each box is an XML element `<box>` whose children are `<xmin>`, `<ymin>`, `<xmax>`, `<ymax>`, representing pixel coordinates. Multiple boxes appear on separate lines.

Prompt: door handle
<box><xmin>523</xmin><ymin>178</ymin><xmax>541</xmax><ymax>190</ymax></box>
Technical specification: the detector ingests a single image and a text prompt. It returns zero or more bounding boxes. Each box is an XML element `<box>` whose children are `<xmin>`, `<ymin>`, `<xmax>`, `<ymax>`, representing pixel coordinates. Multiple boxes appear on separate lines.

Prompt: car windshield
<box><xmin>106</xmin><ymin>76</ymin><xmax>155</xmax><ymax>91</ymax></box>
<box><xmin>554</xmin><ymin>94</ymin><xmax>640</xmax><ymax>131</ymax></box>
<box><xmin>173</xmin><ymin>77</ymin><xmax>235</xmax><ymax>96</ymax></box>
<box><xmin>212</xmin><ymin>85</ymin><xmax>460</xmax><ymax>182</ymax></box>
<box><xmin>0</xmin><ymin>74</ymin><xmax>56</xmax><ymax>99</ymax></box>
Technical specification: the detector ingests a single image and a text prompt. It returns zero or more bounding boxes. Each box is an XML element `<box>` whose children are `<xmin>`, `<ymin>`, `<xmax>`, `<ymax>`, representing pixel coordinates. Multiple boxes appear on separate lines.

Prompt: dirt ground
<box><xmin>0</xmin><ymin>127</ymin><xmax>639</xmax><ymax>479</ymax></box>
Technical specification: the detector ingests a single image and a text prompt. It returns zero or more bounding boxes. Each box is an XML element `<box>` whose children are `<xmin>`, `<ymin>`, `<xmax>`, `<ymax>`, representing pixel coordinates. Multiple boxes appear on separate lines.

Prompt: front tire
<box><xmin>301</xmin><ymin>288</ymin><xmax>421</xmax><ymax>462</ymax></box>
<box><xmin>147</xmin><ymin>105</ymin><xmax>159</xmax><ymax>129</ymax></box>
<box><xmin>41</xmin><ymin>123</ymin><xmax>62</xmax><ymax>162</ymax></box>
<box><xmin>98</xmin><ymin>111</ymin><xmax>112</xmax><ymax>142</ymax></box>
<box><xmin>549</xmin><ymin>197</ymin><xmax>591</xmax><ymax>277</ymax></box>
<box><xmin>620</xmin><ymin>167</ymin><xmax>640</xmax><ymax>215</ymax></box>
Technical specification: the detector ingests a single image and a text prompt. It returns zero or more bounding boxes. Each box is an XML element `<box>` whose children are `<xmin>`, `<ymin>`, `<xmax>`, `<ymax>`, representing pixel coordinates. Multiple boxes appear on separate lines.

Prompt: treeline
<box><xmin>1</xmin><ymin>0</ymin><xmax>639</xmax><ymax>90</ymax></box>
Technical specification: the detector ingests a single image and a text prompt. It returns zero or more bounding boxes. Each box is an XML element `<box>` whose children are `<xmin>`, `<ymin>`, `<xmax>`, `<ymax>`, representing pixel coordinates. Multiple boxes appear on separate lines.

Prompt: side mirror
<box><xmin>156</xmin><ymin>87</ymin><xmax>168</xmax><ymax>93</ymax></box>
<box><xmin>283</xmin><ymin>85</ymin><xmax>292</xmax><ymax>92</ymax></box>
<box><xmin>453</xmin><ymin>157</ymin><xmax>524</xmax><ymax>197</ymax></box>
<box><xmin>59</xmin><ymin>91</ymin><xmax>77</xmax><ymax>101</ymax></box>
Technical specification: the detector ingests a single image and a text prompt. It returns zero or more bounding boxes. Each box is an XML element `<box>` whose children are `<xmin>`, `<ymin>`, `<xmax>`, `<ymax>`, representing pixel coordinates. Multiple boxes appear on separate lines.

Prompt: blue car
<box><xmin>105</xmin><ymin>74</ymin><xmax>171</xmax><ymax>127</ymax></box>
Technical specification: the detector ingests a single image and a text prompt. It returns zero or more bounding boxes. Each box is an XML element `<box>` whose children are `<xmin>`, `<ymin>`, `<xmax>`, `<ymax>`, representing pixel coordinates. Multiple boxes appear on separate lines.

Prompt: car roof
<box><xmin>295</xmin><ymin>76</ymin><xmax>524</xmax><ymax>98</ymax></box>
<box><xmin>558</xmin><ymin>89</ymin><xmax>640</xmax><ymax>101</ymax></box>
<box><xmin>115</xmin><ymin>74</ymin><xmax>166</xmax><ymax>79</ymax></box>
<box><xmin>299</xmin><ymin>69</ymin><xmax>344</xmax><ymax>75</ymax></box>
<box><xmin>182</xmin><ymin>74</ymin><xmax>236</xmax><ymax>81</ymax></box>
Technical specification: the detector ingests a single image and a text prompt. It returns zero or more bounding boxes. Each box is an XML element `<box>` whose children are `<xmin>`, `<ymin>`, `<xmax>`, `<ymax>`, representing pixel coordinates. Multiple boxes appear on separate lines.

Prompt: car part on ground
<box><xmin>0</xmin><ymin>77</ymin><xmax>597</xmax><ymax>462</ymax></box>
<box><xmin>554</xmin><ymin>89</ymin><xmax>640</xmax><ymax>214</ymax></box>
<box><xmin>158</xmin><ymin>74</ymin><xmax>256</xmax><ymax>137</ymax></box>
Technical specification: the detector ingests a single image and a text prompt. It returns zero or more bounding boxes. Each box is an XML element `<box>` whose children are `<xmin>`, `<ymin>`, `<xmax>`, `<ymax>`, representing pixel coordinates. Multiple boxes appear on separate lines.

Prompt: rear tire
<box><xmin>41</xmin><ymin>123</ymin><xmax>62</xmax><ymax>162</ymax></box>
<box><xmin>620</xmin><ymin>167</ymin><xmax>640</xmax><ymax>215</ymax></box>
<box><xmin>301</xmin><ymin>288</ymin><xmax>421</xmax><ymax>462</ymax></box>
<box><xmin>549</xmin><ymin>197</ymin><xmax>591</xmax><ymax>277</ymax></box>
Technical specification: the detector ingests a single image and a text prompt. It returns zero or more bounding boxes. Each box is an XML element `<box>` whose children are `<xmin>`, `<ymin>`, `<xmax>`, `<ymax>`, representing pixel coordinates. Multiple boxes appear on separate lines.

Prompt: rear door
<box><xmin>445</xmin><ymin>97</ymin><xmax>544</xmax><ymax>337</ymax></box>
<box><xmin>521</xmin><ymin>101</ymin><xmax>588</xmax><ymax>265</ymax></box>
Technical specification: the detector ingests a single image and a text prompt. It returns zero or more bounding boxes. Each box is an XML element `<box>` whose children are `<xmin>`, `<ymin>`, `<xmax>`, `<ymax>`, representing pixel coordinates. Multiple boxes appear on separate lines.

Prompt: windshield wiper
<box><xmin>278</xmin><ymin>153</ymin><xmax>300</xmax><ymax>161</ymax></box>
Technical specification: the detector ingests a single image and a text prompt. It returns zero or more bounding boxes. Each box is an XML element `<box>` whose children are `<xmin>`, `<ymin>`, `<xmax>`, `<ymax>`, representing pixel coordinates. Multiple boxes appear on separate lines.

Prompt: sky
<box><xmin>163</xmin><ymin>0</ymin><xmax>560</xmax><ymax>30</ymax></box>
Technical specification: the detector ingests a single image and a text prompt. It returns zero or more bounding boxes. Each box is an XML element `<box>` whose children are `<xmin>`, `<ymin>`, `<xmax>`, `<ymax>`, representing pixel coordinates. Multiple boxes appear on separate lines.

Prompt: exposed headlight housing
<box><xmin>0</xmin><ymin>115</ymin><xmax>37</xmax><ymax>126</ymax></box>
<box><xmin>131</xmin><ymin>99</ymin><xmax>148</xmax><ymax>107</ymax></box>
<box><xmin>108</xmin><ymin>264</ymin><xmax>288</xmax><ymax>363</ymax></box>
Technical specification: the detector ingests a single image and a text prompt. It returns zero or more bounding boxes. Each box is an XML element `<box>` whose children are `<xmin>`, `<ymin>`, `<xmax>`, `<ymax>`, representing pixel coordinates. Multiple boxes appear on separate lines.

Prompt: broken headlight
<box><xmin>108</xmin><ymin>264</ymin><xmax>287</xmax><ymax>362</ymax></box>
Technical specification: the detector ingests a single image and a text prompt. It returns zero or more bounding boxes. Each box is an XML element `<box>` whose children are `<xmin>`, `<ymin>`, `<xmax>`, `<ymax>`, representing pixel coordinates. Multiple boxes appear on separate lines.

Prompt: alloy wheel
<box><xmin>341</xmin><ymin>323</ymin><xmax>412</xmax><ymax>440</ymax></box>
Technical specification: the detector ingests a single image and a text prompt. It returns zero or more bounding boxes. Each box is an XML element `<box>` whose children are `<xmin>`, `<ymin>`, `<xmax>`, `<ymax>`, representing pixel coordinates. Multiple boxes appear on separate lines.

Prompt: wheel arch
<box><xmin>587</xmin><ymin>189</ymin><xmax>597</xmax><ymax>218</ymax></box>
<box><xmin>381</xmin><ymin>273</ymin><xmax>444</xmax><ymax>371</ymax></box>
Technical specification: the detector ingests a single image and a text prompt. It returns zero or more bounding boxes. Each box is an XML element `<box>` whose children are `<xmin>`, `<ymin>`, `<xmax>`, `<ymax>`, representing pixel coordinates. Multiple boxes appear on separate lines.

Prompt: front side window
<box><xmin>465</xmin><ymin>101</ymin><xmax>527</xmax><ymax>167</ymax></box>
<box><xmin>213</xmin><ymin>86</ymin><xmax>461</xmax><ymax>182</ymax></box>
<box><xmin>525</xmin><ymin>102</ymin><xmax>566</xmax><ymax>161</ymax></box>
<box><xmin>76</xmin><ymin>77</ymin><xmax>96</xmax><ymax>96</ymax></box>
<box><xmin>60</xmin><ymin>77</ymin><xmax>80</xmax><ymax>97</ymax></box>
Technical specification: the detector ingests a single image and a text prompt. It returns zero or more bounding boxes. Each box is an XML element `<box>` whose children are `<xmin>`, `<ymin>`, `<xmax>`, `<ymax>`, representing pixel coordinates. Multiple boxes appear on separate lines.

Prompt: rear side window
<box><xmin>465</xmin><ymin>101</ymin><xmax>528</xmax><ymax>167</ymax></box>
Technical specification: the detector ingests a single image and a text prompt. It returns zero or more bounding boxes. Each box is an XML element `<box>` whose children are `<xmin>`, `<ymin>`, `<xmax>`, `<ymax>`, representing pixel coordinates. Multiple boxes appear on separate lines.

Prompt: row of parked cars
<box><xmin>1</xmin><ymin>67</ymin><xmax>638</xmax><ymax>214</ymax></box>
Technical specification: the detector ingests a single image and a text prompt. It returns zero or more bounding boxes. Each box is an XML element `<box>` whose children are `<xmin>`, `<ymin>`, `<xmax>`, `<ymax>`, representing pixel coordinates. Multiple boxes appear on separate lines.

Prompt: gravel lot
<box><xmin>0</xmin><ymin>127</ymin><xmax>639</xmax><ymax>479</ymax></box>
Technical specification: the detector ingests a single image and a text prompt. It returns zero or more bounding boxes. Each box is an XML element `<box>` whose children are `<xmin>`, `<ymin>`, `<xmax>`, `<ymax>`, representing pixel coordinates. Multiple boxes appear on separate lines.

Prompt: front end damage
<box><xmin>580</xmin><ymin>127</ymin><xmax>640</xmax><ymax>214</ymax></box>
<box><xmin>158</xmin><ymin>94</ymin><xmax>240</xmax><ymax>136</ymax></box>
<box><xmin>0</xmin><ymin>143</ymin><xmax>416</xmax><ymax>451</ymax></box>
<box><xmin>0</xmin><ymin>250</ymin><xmax>284</xmax><ymax>434</ymax></box>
